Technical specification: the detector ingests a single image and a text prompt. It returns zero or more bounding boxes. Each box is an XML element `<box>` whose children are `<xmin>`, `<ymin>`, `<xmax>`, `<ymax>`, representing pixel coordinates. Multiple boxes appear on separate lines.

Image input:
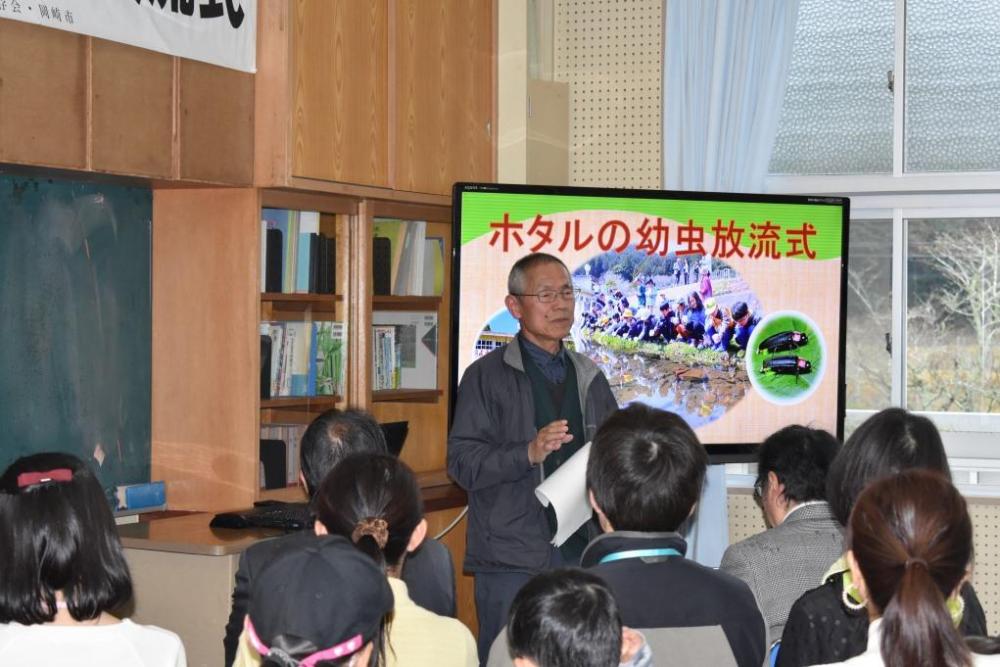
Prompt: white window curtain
<box><xmin>664</xmin><ymin>0</ymin><xmax>800</xmax><ymax>193</ymax></box>
<box><xmin>662</xmin><ymin>0</ymin><xmax>801</xmax><ymax>568</ymax></box>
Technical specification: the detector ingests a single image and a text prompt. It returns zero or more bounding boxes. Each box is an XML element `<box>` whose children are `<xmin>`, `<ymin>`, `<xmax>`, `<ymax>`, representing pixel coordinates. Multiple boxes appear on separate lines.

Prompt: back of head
<box><xmin>848</xmin><ymin>469</ymin><xmax>972</xmax><ymax>667</ymax></box>
<box><xmin>827</xmin><ymin>408</ymin><xmax>949</xmax><ymax>525</ymax></box>
<box><xmin>248</xmin><ymin>534</ymin><xmax>393</xmax><ymax>667</ymax></box>
<box><xmin>757</xmin><ymin>425</ymin><xmax>839</xmax><ymax>504</ymax></box>
<box><xmin>0</xmin><ymin>452</ymin><xmax>132</xmax><ymax>624</ymax></box>
<box><xmin>300</xmin><ymin>409</ymin><xmax>388</xmax><ymax>497</ymax></box>
<box><xmin>313</xmin><ymin>453</ymin><xmax>422</xmax><ymax>572</ymax></box>
<box><xmin>507</xmin><ymin>568</ymin><xmax>622</xmax><ymax>667</ymax></box>
<box><xmin>587</xmin><ymin>403</ymin><xmax>707</xmax><ymax>532</ymax></box>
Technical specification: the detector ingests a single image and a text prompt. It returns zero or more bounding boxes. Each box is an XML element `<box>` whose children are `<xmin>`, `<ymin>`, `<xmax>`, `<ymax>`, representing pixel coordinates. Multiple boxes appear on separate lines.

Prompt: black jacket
<box><xmin>447</xmin><ymin>341</ymin><xmax>617</xmax><ymax>573</ymax></box>
<box><xmin>582</xmin><ymin>531</ymin><xmax>767</xmax><ymax>667</ymax></box>
<box><xmin>777</xmin><ymin>573</ymin><xmax>987</xmax><ymax>667</ymax></box>
<box><xmin>223</xmin><ymin>531</ymin><xmax>456</xmax><ymax>666</ymax></box>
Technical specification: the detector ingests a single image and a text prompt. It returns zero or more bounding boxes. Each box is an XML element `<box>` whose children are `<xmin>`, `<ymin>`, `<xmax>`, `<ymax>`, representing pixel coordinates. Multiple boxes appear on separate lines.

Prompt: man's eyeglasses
<box><xmin>512</xmin><ymin>288</ymin><xmax>579</xmax><ymax>303</ymax></box>
<box><xmin>752</xmin><ymin>478</ymin><xmax>765</xmax><ymax>506</ymax></box>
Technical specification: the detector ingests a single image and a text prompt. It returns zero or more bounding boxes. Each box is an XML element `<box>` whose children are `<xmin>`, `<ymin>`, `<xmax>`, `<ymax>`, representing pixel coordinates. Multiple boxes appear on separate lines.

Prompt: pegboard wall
<box><xmin>727</xmin><ymin>490</ymin><xmax>768</xmax><ymax>544</ymax></box>
<box><xmin>728</xmin><ymin>491</ymin><xmax>1000</xmax><ymax>633</ymax></box>
<box><xmin>967</xmin><ymin>500</ymin><xmax>1000</xmax><ymax>631</ymax></box>
<box><xmin>553</xmin><ymin>0</ymin><xmax>662</xmax><ymax>189</ymax></box>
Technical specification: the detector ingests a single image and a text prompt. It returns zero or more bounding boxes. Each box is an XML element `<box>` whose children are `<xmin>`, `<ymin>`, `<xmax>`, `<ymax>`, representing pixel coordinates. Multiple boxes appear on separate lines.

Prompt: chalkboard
<box><xmin>0</xmin><ymin>173</ymin><xmax>151</xmax><ymax>494</ymax></box>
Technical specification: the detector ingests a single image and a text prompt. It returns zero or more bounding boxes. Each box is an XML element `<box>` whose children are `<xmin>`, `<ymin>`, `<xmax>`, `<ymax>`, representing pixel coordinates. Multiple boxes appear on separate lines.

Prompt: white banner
<box><xmin>0</xmin><ymin>0</ymin><xmax>256</xmax><ymax>73</ymax></box>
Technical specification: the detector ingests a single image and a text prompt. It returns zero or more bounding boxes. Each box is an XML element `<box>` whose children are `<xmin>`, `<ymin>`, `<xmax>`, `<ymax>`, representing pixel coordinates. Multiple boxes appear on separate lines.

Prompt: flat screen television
<box><xmin>450</xmin><ymin>182</ymin><xmax>849</xmax><ymax>462</ymax></box>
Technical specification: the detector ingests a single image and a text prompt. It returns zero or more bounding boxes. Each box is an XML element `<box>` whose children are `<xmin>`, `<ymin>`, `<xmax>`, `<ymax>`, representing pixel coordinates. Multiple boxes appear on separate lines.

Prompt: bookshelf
<box><xmin>151</xmin><ymin>186</ymin><xmax>455</xmax><ymax>511</ymax></box>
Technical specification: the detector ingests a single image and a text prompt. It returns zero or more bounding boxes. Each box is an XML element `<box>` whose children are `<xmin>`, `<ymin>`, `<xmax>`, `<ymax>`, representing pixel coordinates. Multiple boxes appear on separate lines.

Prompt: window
<box><xmin>844</xmin><ymin>218</ymin><xmax>892</xmax><ymax>410</ymax></box>
<box><xmin>769</xmin><ymin>0</ymin><xmax>893</xmax><ymax>175</ymax></box>
<box><xmin>906</xmin><ymin>217</ymin><xmax>1000</xmax><ymax>414</ymax></box>
<box><xmin>771</xmin><ymin>0</ymin><xmax>1000</xmax><ymax>178</ymax></box>
<box><xmin>763</xmin><ymin>0</ymin><xmax>1000</xmax><ymax>479</ymax></box>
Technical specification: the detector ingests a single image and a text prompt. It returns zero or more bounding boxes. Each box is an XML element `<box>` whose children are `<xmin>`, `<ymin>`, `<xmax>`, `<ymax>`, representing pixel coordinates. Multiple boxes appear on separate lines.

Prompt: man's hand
<box><xmin>528</xmin><ymin>419</ymin><xmax>574</xmax><ymax>465</ymax></box>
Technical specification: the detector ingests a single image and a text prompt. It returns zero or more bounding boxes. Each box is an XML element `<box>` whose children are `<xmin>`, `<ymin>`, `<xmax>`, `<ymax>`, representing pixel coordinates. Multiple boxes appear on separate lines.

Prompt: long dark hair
<box><xmin>0</xmin><ymin>452</ymin><xmax>132</xmax><ymax>624</ymax></box>
<box><xmin>686</xmin><ymin>290</ymin><xmax>704</xmax><ymax>311</ymax></box>
<box><xmin>827</xmin><ymin>408</ymin><xmax>949</xmax><ymax>526</ymax></box>
<box><xmin>313</xmin><ymin>453</ymin><xmax>423</xmax><ymax>572</ymax></box>
<box><xmin>849</xmin><ymin>469</ymin><xmax>972</xmax><ymax>667</ymax></box>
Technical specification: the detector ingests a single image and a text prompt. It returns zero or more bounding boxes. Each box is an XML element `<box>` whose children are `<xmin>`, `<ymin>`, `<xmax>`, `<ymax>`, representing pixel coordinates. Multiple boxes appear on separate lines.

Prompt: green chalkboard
<box><xmin>0</xmin><ymin>173</ymin><xmax>151</xmax><ymax>494</ymax></box>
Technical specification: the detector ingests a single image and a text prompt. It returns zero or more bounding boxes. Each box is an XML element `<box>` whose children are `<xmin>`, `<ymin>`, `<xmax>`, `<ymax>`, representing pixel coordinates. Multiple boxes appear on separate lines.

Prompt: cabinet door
<box><xmin>393</xmin><ymin>0</ymin><xmax>494</xmax><ymax>195</ymax></box>
<box><xmin>292</xmin><ymin>0</ymin><xmax>390</xmax><ymax>187</ymax></box>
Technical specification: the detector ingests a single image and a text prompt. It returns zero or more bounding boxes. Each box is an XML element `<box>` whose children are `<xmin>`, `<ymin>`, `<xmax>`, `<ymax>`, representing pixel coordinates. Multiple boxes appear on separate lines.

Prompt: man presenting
<box><xmin>448</xmin><ymin>252</ymin><xmax>618</xmax><ymax>662</ymax></box>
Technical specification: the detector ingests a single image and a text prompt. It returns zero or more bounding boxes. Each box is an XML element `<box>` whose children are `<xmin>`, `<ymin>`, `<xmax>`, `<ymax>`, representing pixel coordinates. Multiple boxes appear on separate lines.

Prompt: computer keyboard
<box><xmin>210</xmin><ymin>501</ymin><xmax>311</xmax><ymax>531</ymax></box>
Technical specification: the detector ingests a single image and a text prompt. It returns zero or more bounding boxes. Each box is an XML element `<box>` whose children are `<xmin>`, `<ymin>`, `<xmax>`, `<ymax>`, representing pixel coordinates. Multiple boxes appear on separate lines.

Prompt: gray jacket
<box><xmin>447</xmin><ymin>340</ymin><xmax>617</xmax><ymax>573</ymax></box>
<box><xmin>720</xmin><ymin>501</ymin><xmax>844</xmax><ymax>644</ymax></box>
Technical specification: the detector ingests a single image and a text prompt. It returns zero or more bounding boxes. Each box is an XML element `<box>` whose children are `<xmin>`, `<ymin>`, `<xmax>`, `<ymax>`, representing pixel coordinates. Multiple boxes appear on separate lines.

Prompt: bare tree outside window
<box><xmin>907</xmin><ymin>218</ymin><xmax>1000</xmax><ymax>412</ymax></box>
<box><xmin>845</xmin><ymin>220</ymin><xmax>892</xmax><ymax>409</ymax></box>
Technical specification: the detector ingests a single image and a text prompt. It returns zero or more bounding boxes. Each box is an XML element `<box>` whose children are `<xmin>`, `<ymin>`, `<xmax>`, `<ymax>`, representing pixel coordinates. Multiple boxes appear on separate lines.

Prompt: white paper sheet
<box><xmin>534</xmin><ymin>442</ymin><xmax>592</xmax><ymax>546</ymax></box>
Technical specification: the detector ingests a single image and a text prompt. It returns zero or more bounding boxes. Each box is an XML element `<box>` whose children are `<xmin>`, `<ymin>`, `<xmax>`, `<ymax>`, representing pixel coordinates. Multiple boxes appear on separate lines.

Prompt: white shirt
<box><xmin>0</xmin><ymin>618</ymin><xmax>185</xmax><ymax>666</ymax></box>
<box><xmin>813</xmin><ymin>618</ymin><xmax>1000</xmax><ymax>666</ymax></box>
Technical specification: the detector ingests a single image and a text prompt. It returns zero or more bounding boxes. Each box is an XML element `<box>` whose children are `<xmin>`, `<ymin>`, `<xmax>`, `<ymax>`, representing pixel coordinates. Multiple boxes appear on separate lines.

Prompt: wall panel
<box><xmin>91</xmin><ymin>40</ymin><xmax>174</xmax><ymax>178</ymax></box>
<box><xmin>0</xmin><ymin>20</ymin><xmax>87</xmax><ymax>169</ymax></box>
<box><xmin>179</xmin><ymin>60</ymin><xmax>254</xmax><ymax>185</ymax></box>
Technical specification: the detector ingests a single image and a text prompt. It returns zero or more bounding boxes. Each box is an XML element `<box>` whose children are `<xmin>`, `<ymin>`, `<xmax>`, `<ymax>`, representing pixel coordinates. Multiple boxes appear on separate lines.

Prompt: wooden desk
<box><xmin>117</xmin><ymin>481</ymin><xmax>471</xmax><ymax>667</ymax></box>
<box><xmin>118</xmin><ymin>514</ymin><xmax>280</xmax><ymax>667</ymax></box>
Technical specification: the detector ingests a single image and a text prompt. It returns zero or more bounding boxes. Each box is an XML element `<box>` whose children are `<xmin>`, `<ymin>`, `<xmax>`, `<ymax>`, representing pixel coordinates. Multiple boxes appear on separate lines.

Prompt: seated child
<box><xmin>242</xmin><ymin>534</ymin><xmax>392</xmax><ymax>667</ymax></box>
<box><xmin>0</xmin><ymin>453</ymin><xmax>186</xmax><ymax>666</ymax></box>
<box><xmin>507</xmin><ymin>568</ymin><xmax>649</xmax><ymax>667</ymax></box>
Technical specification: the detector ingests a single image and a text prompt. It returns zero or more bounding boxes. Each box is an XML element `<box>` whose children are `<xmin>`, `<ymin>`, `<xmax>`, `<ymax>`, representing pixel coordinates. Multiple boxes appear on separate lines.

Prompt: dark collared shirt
<box><xmin>519</xmin><ymin>334</ymin><xmax>567</xmax><ymax>384</ymax></box>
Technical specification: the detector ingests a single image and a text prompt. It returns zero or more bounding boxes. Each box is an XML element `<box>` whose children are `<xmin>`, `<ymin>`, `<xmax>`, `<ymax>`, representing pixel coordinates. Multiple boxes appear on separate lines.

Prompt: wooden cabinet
<box><xmin>393</xmin><ymin>0</ymin><xmax>495</xmax><ymax>195</ymax></box>
<box><xmin>291</xmin><ymin>0</ymin><xmax>390</xmax><ymax>187</ymax></box>
<box><xmin>256</xmin><ymin>0</ymin><xmax>495</xmax><ymax>195</ymax></box>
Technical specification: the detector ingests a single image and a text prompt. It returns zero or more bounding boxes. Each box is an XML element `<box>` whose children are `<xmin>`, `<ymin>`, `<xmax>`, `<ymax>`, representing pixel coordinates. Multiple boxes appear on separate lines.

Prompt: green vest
<box><xmin>519</xmin><ymin>339</ymin><xmax>589</xmax><ymax>563</ymax></box>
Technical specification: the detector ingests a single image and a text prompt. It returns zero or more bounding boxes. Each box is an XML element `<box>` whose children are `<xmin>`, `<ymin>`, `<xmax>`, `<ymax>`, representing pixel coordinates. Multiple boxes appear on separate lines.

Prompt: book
<box><xmin>261</xmin><ymin>424</ymin><xmax>308</xmax><ymax>485</ymax></box>
<box><xmin>372</xmin><ymin>311</ymin><xmax>438</xmax><ymax>389</ymax></box>
<box><xmin>372</xmin><ymin>218</ymin><xmax>407</xmax><ymax>292</ymax></box>
<box><xmin>264</xmin><ymin>228</ymin><xmax>283</xmax><ymax>293</ymax></box>
<box><xmin>319</xmin><ymin>234</ymin><xmax>337</xmax><ymax>294</ymax></box>
<box><xmin>312</xmin><ymin>321</ymin><xmax>346</xmax><ymax>396</ymax></box>
<box><xmin>372</xmin><ymin>325</ymin><xmax>398</xmax><ymax>390</ymax></box>
<box><xmin>260</xmin><ymin>332</ymin><xmax>272</xmax><ymax>400</ymax></box>
<box><xmin>284</xmin><ymin>211</ymin><xmax>300</xmax><ymax>293</ymax></box>
<box><xmin>394</xmin><ymin>220</ymin><xmax>426</xmax><ymax>295</ymax></box>
<box><xmin>424</xmin><ymin>236</ymin><xmax>445</xmax><ymax>296</ymax></box>
<box><xmin>372</xmin><ymin>236</ymin><xmax>392</xmax><ymax>296</ymax></box>
<box><xmin>308</xmin><ymin>233</ymin><xmax>320</xmax><ymax>293</ymax></box>
<box><xmin>265</xmin><ymin>322</ymin><xmax>286</xmax><ymax>398</ymax></box>
<box><xmin>262</xmin><ymin>208</ymin><xmax>291</xmax><ymax>292</ymax></box>
<box><xmin>317</xmin><ymin>233</ymin><xmax>330</xmax><ymax>294</ymax></box>
<box><xmin>287</xmin><ymin>321</ymin><xmax>311</xmax><ymax>396</ymax></box>
<box><xmin>260</xmin><ymin>218</ymin><xmax>267</xmax><ymax>292</ymax></box>
<box><xmin>296</xmin><ymin>211</ymin><xmax>320</xmax><ymax>293</ymax></box>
